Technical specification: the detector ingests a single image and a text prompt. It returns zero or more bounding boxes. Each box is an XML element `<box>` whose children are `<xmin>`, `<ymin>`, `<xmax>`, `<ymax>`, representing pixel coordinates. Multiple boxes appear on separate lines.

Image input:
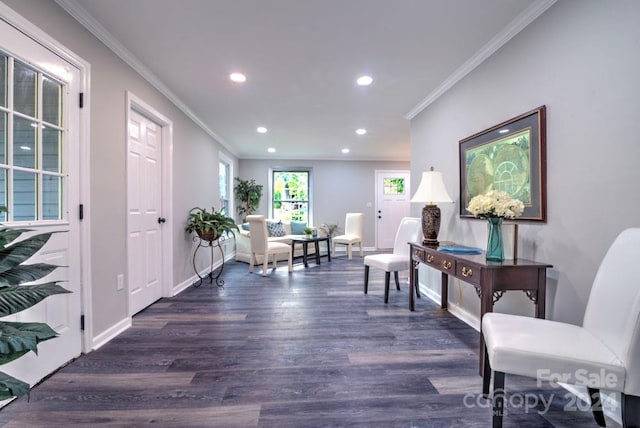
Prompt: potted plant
<box><xmin>234</xmin><ymin>177</ymin><xmax>263</xmax><ymax>221</ymax></box>
<box><xmin>303</xmin><ymin>227</ymin><xmax>314</xmax><ymax>238</ymax></box>
<box><xmin>0</xmin><ymin>225</ymin><xmax>70</xmax><ymax>399</ymax></box>
<box><xmin>186</xmin><ymin>207</ymin><xmax>239</xmax><ymax>242</ymax></box>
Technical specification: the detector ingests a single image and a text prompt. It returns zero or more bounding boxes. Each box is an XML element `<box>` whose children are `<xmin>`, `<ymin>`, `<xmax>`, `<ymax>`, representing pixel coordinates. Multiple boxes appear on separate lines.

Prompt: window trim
<box><xmin>219</xmin><ymin>151</ymin><xmax>234</xmax><ymax>218</ymax></box>
<box><xmin>269</xmin><ymin>167</ymin><xmax>312</xmax><ymax>225</ymax></box>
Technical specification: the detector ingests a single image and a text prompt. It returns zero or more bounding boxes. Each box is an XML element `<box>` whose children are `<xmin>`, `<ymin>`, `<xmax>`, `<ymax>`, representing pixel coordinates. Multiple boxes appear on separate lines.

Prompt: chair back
<box><xmin>246</xmin><ymin>215</ymin><xmax>268</xmax><ymax>254</ymax></box>
<box><xmin>344</xmin><ymin>213</ymin><xmax>364</xmax><ymax>237</ymax></box>
<box><xmin>392</xmin><ymin>217</ymin><xmax>422</xmax><ymax>256</ymax></box>
<box><xmin>582</xmin><ymin>228</ymin><xmax>640</xmax><ymax>395</ymax></box>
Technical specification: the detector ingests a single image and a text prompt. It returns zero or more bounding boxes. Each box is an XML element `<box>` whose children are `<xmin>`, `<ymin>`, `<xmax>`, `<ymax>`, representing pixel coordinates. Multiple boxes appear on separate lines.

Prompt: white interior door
<box><xmin>127</xmin><ymin>109</ymin><xmax>163</xmax><ymax>315</ymax></box>
<box><xmin>375</xmin><ymin>171</ymin><xmax>410</xmax><ymax>249</ymax></box>
<box><xmin>0</xmin><ymin>18</ymin><xmax>82</xmax><ymax>386</ymax></box>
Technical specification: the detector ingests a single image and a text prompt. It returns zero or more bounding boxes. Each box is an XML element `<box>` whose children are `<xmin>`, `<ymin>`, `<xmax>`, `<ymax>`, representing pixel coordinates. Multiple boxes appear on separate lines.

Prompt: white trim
<box><xmin>219</xmin><ymin>151</ymin><xmax>234</xmax><ymax>217</ymax></box>
<box><xmin>374</xmin><ymin>169</ymin><xmax>410</xmax><ymax>250</ymax></box>
<box><xmin>125</xmin><ymin>91</ymin><xmax>174</xmax><ymax>307</ymax></box>
<box><xmin>53</xmin><ymin>0</ymin><xmax>236</xmax><ymax>157</ymax></box>
<box><xmin>0</xmin><ymin>1</ymin><xmax>94</xmax><ymax>354</ymax></box>
<box><xmin>90</xmin><ymin>317</ymin><xmax>131</xmax><ymax>351</ymax></box>
<box><xmin>172</xmin><ymin>249</ymin><xmax>237</xmax><ymax>296</ymax></box>
<box><xmin>404</xmin><ymin>0</ymin><xmax>557</xmax><ymax>119</ymax></box>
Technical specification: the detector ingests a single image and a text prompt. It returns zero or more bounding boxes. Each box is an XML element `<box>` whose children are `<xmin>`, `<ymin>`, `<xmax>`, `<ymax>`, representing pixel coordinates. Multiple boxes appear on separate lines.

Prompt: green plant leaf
<box><xmin>0</xmin><ymin>321</ymin><xmax>58</xmax><ymax>357</ymax></box>
<box><xmin>0</xmin><ymin>371</ymin><xmax>30</xmax><ymax>399</ymax></box>
<box><xmin>0</xmin><ymin>283</ymin><xmax>71</xmax><ymax>317</ymax></box>
<box><xmin>0</xmin><ymin>263</ymin><xmax>59</xmax><ymax>287</ymax></box>
<box><xmin>0</xmin><ymin>228</ymin><xmax>30</xmax><ymax>248</ymax></box>
<box><xmin>0</xmin><ymin>233</ymin><xmax>53</xmax><ymax>275</ymax></box>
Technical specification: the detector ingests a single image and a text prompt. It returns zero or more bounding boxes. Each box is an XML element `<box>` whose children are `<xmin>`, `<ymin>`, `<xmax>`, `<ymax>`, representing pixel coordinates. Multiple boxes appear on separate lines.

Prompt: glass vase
<box><xmin>486</xmin><ymin>217</ymin><xmax>504</xmax><ymax>262</ymax></box>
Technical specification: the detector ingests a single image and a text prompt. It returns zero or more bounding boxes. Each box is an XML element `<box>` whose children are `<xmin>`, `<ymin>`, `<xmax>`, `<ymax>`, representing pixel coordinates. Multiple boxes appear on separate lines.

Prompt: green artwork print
<box><xmin>465</xmin><ymin>129</ymin><xmax>531</xmax><ymax>206</ymax></box>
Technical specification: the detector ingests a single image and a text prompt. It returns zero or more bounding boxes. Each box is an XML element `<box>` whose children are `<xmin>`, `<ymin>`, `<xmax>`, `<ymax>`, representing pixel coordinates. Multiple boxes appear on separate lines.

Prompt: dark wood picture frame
<box><xmin>459</xmin><ymin>106</ymin><xmax>547</xmax><ymax>221</ymax></box>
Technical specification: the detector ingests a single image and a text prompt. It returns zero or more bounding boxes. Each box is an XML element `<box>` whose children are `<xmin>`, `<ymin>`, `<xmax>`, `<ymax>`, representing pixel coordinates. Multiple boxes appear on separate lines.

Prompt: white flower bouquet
<box><xmin>466</xmin><ymin>190</ymin><xmax>524</xmax><ymax>219</ymax></box>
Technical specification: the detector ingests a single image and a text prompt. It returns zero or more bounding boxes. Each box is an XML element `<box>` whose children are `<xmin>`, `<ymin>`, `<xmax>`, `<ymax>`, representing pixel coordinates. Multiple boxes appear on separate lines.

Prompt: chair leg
<box><xmin>587</xmin><ymin>387</ymin><xmax>606</xmax><ymax>427</ymax></box>
<box><xmin>249</xmin><ymin>253</ymin><xmax>255</xmax><ymax>273</ymax></box>
<box><xmin>622</xmin><ymin>393</ymin><xmax>640</xmax><ymax>428</ymax></box>
<box><xmin>492</xmin><ymin>371</ymin><xmax>505</xmax><ymax>428</ymax></box>
<box><xmin>482</xmin><ymin>347</ymin><xmax>491</xmax><ymax>397</ymax></box>
<box><xmin>287</xmin><ymin>252</ymin><xmax>292</xmax><ymax>273</ymax></box>
<box><xmin>262</xmin><ymin>254</ymin><xmax>269</xmax><ymax>276</ymax></box>
<box><xmin>359</xmin><ymin>242</ymin><xmax>363</xmax><ymax>256</ymax></box>
<box><xmin>347</xmin><ymin>244</ymin><xmax>353</xmax><ymax>260</ymax></box>
<box><xmin>394</xmin><ymin>271</ymin><xmax>400</xmax><ymax>290</ymax></box>
<box><xmin>364</xmin><ymin>265</ymin><xmax>369</xmax><ymax>294</ymax></box>
<box><xmin>384</xmin><ymin>272</ymin><xmax>390</xmax><ymax>303</ymax></box>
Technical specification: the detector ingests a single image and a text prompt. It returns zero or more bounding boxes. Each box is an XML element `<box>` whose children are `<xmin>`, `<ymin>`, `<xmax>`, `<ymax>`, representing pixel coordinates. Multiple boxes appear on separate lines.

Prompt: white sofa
<box><xmin>234</xmin><ymin>220</ymin><xmax>326</xmax><ymax>263</ymax></box>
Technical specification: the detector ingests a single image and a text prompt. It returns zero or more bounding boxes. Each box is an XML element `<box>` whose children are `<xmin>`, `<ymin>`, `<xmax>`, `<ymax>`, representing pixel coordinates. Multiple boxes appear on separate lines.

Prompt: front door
<box><xmin>375</xmin><ymin>171</ymin><xmax>410</xmax><ymax>249</ymax></box>
<box><xmin>0</xmin><ymin>18</ymin><xmax>82</xmax><ymax>386</ymax></box>
<box><xmin>127</xmin><ymin>109</ymin><xmax>163</xmax><ymax>315</ymax></box>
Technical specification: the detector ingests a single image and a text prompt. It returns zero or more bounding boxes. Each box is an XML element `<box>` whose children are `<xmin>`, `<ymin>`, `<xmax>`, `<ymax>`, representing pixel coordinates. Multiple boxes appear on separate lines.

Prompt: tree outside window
<box><xmin>272</xmin><ymin>170</ymin><xmax>310</xmax><ymax>223</ymax></box>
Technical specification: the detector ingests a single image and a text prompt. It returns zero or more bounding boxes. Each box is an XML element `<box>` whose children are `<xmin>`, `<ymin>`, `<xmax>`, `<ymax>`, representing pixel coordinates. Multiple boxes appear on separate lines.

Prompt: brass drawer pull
<box><xmin>462</xmin><ymin>267</ymin><xmax>473</xmax><ymax>277</ymax></box>
<box><xmin>426</xmin><ymin>254</ymin><xmax>434</xmax><ymax>263</ymax></box>
<box><xmin>442</xmin><ymin>260</ymin><xmax>452</xmax><ymax>270</ymax></box>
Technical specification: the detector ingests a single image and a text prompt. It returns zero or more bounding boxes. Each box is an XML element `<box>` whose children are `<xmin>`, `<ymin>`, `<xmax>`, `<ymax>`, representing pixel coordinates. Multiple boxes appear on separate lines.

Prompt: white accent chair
<box><xmin>482</xmin><ymin>228</ymin><xmax>640</xmax><ymax>428</ymax></box>
<box><xmin>332</xmin><ymin>213</ymin><xmax>364</xmax><ymax>259</ymax></box>
<box><xmin>363</xmin><ymin>217</ymin><xmax>421</xmax><ymax>303</ymax></box>
<box><xmin>246</xmin><ymin>215</ymin><xmax>292</xmax><ymax>276</ymax></box>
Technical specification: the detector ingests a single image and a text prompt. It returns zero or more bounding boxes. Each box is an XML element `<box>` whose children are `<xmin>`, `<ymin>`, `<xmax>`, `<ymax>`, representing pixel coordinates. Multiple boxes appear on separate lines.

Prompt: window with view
<box><xmin>219</xmin><ymin>160</ymin><xmax>230</xmax><ymax>215</ymax></box>
<box><xmin>271</xmin><ymin>170</ymin><xmax>310</xmax><ymax>223</ymax></box>
<box><xmin>0</xmin><ymin>52</ymin><xmax>65</xmax><ymax>222</ymax></box>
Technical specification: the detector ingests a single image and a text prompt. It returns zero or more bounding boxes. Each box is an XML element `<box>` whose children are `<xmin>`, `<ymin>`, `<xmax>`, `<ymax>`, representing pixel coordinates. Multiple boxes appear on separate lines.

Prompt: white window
<box><xmin>0</xmin><ymin>51</ymin><xmax>65</xmax><ymax>222</ymax></box>
<box><xmin>270</xmin><ymin>169</ymin><xmax>311</xmax><ymax>224</ymax></box>
<box><xmin>218</xmin><ymin>152</ymin><xmax>233</xmax><ymax>216</ymax></box>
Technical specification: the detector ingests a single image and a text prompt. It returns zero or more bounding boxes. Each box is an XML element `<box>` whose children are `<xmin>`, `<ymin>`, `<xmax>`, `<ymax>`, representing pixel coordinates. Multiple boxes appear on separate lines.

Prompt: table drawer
<box><xmin>421</xmin><ymin>251</ymin><xmax>455</xmax><ymax>272</ymax></box>
<box><xmin>455</xmin><ymin>260</ymin><xmax>482</xmax><ymax>286</ymax></box>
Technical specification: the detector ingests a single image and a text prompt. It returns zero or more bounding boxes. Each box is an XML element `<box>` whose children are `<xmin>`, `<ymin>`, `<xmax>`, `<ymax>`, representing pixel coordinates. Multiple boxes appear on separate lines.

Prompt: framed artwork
<box><xmin>459</xmin><ymin>106</ymin><xmax>547</xmax><ymax>221</ymax></box>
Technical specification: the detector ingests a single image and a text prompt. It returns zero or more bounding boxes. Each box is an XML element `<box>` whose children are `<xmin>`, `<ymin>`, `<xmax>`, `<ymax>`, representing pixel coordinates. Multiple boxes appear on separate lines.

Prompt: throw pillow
<box><xmin>241</xmin><ymin>222</ymin><xmax>250</xmax><ymax>231</ymax></box>
<box><xmin>290</xmin><ymin>221</ymin><xmax>307</xmax><ymax>235</ymax></box>
<box><xmin>266</xmin><ymin>221</ymin><xmax>286</xmax><ymax>237</ymax></box>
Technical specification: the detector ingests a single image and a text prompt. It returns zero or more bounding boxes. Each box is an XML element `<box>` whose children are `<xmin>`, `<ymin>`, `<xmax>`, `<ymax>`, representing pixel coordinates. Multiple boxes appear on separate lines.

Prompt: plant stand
<box><xmin>192</xmin><ymin>235</ymin><xmax>227</xmax><ymax>287</ymax></box>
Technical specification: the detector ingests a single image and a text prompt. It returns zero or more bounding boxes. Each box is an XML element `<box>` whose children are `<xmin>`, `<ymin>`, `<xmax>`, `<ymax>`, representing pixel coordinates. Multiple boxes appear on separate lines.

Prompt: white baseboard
<box><xmin>90</xmin><ymin>316</ymin><xmax>131</xmax><ymax>351</ymax></box>
<box><xmin>172</xmin><ymin>250</ymin><xmax>236</xmax><ymax>296</ymax></box>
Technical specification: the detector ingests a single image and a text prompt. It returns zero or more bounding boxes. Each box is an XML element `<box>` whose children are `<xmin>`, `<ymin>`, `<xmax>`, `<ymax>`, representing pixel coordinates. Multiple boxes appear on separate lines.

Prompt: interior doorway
<box><xmin>126</xmin><ymin>92</ymin><xmax>173</xmax><ymax>315</ymax></box>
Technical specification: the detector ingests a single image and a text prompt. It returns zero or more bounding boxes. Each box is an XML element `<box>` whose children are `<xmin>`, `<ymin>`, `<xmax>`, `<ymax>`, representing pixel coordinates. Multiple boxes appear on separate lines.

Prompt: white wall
<box><xmin>410</xmin><ymin>0</ymin><xmax>640</xmax><ymax>326</ymax></box>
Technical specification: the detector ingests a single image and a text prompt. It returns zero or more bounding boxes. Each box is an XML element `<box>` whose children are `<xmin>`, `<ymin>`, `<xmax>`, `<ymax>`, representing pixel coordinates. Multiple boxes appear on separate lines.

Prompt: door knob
<box><xmin>157</xmin><ymin>217</ymin><xmax>166</xmax><ymax>224</ymax></box>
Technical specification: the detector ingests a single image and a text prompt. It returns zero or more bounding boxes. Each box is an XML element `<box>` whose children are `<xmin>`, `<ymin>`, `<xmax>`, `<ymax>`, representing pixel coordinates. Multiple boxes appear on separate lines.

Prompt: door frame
<box><xmin>0</xmin><ymin>3</ymin><xmax>93</xmax><ymax>353</ymax></box>
<box><xmin>125</xmin><ymin>91</ymin><xmax>174</xmax><ymax>311</ymax></box>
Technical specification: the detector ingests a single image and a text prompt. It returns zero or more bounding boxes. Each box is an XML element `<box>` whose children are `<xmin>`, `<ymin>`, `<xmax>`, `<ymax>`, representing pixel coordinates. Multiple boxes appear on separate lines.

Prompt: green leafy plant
<box><xmin>0</xmin><ymin>227</ymin><xmax>70</xmax><ymax>399</ymax></box>
<box><xmin>234</xmin><ymin>177</ymin><xmax>263</xmax><ymax>221</ymax></box>
<box><xmin>186</xmin><ymin>207</ymin><xmax>239</xmax><ymax>242</ymax></box>
<box><xmin>303</xmin><ymin>227</ymin><xmax>314</xmax><ymax>236</ymax></box>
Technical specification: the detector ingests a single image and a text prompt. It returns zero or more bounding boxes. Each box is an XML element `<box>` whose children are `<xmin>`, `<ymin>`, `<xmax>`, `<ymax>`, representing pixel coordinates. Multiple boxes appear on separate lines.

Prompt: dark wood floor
<box><xmin>0</xmin><ymin>256</ymin><xmax>620</xmax><ymax>427</ymax></box>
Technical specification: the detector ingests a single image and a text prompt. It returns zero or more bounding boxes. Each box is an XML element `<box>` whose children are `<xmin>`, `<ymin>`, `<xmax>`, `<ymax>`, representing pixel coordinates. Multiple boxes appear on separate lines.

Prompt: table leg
<box><xmin>302</xmin><ymin>242</ymin><xmax>309</xmax><ymax>267</ymax></box>
<box><xmin>441</xmin><ymin>272</ymin><xmax>449</xmax><ymax>309</ymax></box>
<box><xmin>479</xmin><ymin>284</ymin><xmax>494</xmax><ymax>376</ymax></box>
<box><xmin>409</xmin><ymin>261</ymin><xmax>417</xmax><ymax>311</ymax></box>
<box><xmin>314</xmin><ymin>240</ymin><xmax>321</xmax><ymax>264</ymax></box>
<box><xmin>327</xmin><ymin>239</ymin><xmax>332</xmax><ymax>261</ymax></box>
<box><xmin>536</xmin><ymin>269</ymin><xmax>546</xmax><ymax>318</ymax></box>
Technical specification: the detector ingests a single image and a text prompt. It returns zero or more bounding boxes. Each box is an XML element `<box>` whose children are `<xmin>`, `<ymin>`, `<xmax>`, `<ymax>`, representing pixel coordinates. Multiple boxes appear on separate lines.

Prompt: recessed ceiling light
<box><xmin>342</xmin><ymin>148</ymin><xmax>350</xmax><ymax>154</ymax></box>
<box><xmin>356</xmin><ymin>75</ymin><xmax>373</xmax><ymax>86</ymax></box>
<box><xmin>229</xmin><ymin>72</ymin><xmax>246</xmax><ymax>83</ymax></box>
<box><xmin>267</xmin><ymin>147</ymin><xmax>276</xmax><ymax>153</ymax></box>
<box><xmin>257</xmin><ymin>126</ymin><xmax>267</xmax><ymax>134</ymax></box>
<box><xmin>498</xmin><ymin>129</ymin><xmax>510</xmax><ymax>134</ymax></box>
<box><xmin>355</xmin><ymin>128</ymin><xmax>367</xmax><ymax>135</ymax></box>
<box><xmin>19</xmin><ymin>146</ymin><xmax>31</xmax><ymax>151</ymax></box>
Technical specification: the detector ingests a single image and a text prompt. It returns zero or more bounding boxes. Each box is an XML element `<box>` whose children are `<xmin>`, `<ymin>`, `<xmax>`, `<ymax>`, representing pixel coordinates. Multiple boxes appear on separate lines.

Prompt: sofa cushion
<box><xmin>241</xmin><ymin>222</ymin><xmax>250</xmax><ymax>231</ymax></box>
<box><xmin>290</xmin><ymin>221</ymin><xmax>307</xmax><ymax>235</ymax></box>
<box><xmin>267</xmin><ymin>221</ymin><xmax>286</xmax><ymax>237</ymax></box>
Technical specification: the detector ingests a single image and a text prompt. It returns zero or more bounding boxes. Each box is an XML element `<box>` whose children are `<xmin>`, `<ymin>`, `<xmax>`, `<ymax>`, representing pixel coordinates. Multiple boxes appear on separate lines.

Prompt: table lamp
<box><xmin>410</xmin><ymin>167</ymin><xmax>453</xmax><ymax>246</ymax></box>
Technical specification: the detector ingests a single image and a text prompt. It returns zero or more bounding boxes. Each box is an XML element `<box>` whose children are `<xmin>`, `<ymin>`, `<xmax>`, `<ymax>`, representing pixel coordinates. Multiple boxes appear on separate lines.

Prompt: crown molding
<box><xmin>404</xmin><ymin>0</ymin><xmax>557</xmax><ymax>120</ymax></box>
<box><xmin>53</xmin><ymin>0</ymin><xmax>237</xmax><ymax>157</ymax></box>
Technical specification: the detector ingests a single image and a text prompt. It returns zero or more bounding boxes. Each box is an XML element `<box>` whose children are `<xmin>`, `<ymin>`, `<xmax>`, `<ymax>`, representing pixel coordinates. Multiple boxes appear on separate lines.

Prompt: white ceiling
<box><xmin>58</xmin><ymin>0</ymin><xmax>552</xmax><ymax>160</ymax></box>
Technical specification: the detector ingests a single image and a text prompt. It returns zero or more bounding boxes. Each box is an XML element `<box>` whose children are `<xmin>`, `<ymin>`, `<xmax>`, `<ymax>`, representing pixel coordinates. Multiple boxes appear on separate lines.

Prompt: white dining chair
<box><xmin>332</xmin><ymin>212</ymin><xmax>364</xmax><ymax>259</ymax></box>
<box><xmin>363</xmin><ymin>217</ymin><xmax>421</xmax><ymax>303</ymax></box>
<box><xmin>482</xmin><ymin>227</ymin><xmax>640</xmax><ymax>427</ymax></box>
<box><xmin>246</xmin><ymin>215</ymin><xmax>292</xmax><ymax>276</ymax></box>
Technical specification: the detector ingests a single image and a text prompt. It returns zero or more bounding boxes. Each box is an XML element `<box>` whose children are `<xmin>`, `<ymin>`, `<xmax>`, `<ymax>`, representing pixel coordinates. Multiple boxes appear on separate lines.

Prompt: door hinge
<box><xmin>80</xmin><ymin>314</ymin><xmax>85</xmax><ymax>331</ymax></box>
<box><xmin>79</xmin><ymin>92</ymin><xmax>84</xmax><ymax>108</ymax></box>
<box><xmin>79</xmin><ymin>204</ymin><xmax>84</xmax><ymax>220</ymax></box>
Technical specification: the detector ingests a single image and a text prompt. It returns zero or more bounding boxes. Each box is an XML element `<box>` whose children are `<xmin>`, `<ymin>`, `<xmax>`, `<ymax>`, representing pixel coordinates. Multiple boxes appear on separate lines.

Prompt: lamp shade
<box><xmin>410</xmin><ymin>170</ymin><xmax>453</xmax><ymax>204</ymax></box>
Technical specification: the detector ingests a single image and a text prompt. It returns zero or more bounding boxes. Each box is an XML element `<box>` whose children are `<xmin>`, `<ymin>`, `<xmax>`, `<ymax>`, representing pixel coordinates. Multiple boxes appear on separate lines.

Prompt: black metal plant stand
<box><xmin>192</xmin><ymin>234</ymin><xmax>227</xmax><ymax>287</ymax></box>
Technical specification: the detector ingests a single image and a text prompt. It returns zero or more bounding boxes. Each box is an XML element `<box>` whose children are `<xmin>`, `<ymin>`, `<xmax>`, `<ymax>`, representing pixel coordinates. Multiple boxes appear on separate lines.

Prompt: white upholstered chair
<box><xmin>364</xmin><ymin>217</ymin><xmax>421</xmax><ymax>303</ymax></box>
<box><xmin>482</xmin><ymin>228</ymin><xmax>640</xmax><ymax>428</ymax></box>
<box><xmin>332</xmin><ymin>212</ymin><xmax>364</xmax><ymax>259</ymax></box>
<box><xmin>246</xmin><ymin>215</ymin><xmax>292</xmax><ymax>276</ymax></box>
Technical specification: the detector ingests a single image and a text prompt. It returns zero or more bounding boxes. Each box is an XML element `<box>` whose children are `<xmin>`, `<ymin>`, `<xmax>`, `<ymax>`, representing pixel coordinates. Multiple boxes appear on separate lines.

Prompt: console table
<box><xmin>409</xmin><ymin>242</ymin><xmax>552</xmax><ymax>373</ymax></box>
